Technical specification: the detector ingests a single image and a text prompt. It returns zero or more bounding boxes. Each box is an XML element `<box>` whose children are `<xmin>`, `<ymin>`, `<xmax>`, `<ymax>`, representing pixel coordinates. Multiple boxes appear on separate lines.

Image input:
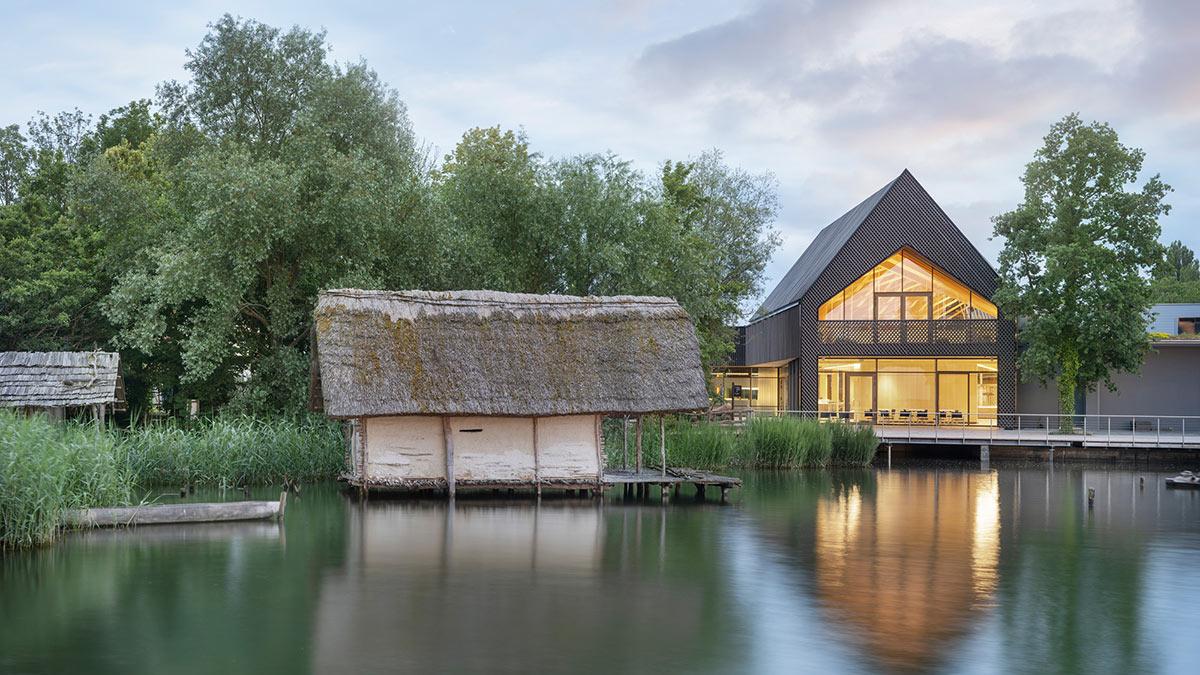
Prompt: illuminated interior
<box><xmin>711</xmin><ymin>366</ymin><xmax>788</xmax><ymax>410</ymax></box>
<box><xmin>818</xmin><ymin>357</ymin><xmax>998</xmax><ymax>424</ymax></box>
<box><xmin>818</xmin><ymin>249</ymin><xmax>998</xmax><ymax>321</ymax></box>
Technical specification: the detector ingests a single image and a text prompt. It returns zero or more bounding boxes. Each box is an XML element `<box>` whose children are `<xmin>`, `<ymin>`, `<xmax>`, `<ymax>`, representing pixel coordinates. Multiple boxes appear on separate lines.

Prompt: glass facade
<box><xmin>818</xmin><ymin>357</ymin><xmax>998</xmax><ymax>425</ymax></box>
<box><xmin>819</xmin><ymin>250</ymin><xmax>998</xmax><ymax>321</ymax></box>
<box><xmin>711</xmin><ymin>366</ymin><xmax>788</xmax><ymax>411</ymax></box>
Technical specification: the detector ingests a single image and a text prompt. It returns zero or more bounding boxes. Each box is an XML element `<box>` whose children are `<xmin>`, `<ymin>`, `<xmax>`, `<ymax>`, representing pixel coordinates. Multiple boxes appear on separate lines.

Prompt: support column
<box><xmin>533</xmin><ymin>417</ymin><xmax>541</xmax><ymax>499</ymax></box>
<box><xmin>659</xmin><ymin>416</ymin><xmax>667</xmax><ymax>477</ymax></box>
<box><xmin>443</xmin><ymin>417</ymin><xmax>455</xmax><ymax>499</ymax></box>
<box><xmin>635</xmin><ymin>416</ymin><xmax>643</xmax><ymax>473</ymax></box>
<box><xmin>594</xmin><ymin>415</ymin><xmax>604</xmax><ymax>492</ymax></box>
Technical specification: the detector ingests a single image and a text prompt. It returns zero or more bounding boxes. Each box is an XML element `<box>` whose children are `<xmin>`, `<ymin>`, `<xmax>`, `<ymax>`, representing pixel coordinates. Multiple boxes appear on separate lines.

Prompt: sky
<box><xmin>2</xmin><ymin>0</ymin><xmax>1197</xmax><ymax>309</ymax></box>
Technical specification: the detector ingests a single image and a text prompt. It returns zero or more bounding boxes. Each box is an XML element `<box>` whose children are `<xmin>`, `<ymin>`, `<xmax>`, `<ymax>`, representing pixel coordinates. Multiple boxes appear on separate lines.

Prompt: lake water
<box><xmin>2</xmin><ymin>461</ymin><xmax>1199</xmax><ymax>674</ymax></box>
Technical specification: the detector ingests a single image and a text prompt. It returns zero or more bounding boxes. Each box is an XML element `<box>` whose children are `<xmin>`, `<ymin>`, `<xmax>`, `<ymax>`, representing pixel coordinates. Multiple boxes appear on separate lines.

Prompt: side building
<box><xmin>310</xmin><ymin>289</ymin><xmax>710</xmax><ymax>493</ymax></box>
<box><xmin>715</xmin><ymin>170</ymin><xmax>1014</xmax><ymax>426</ymax></box>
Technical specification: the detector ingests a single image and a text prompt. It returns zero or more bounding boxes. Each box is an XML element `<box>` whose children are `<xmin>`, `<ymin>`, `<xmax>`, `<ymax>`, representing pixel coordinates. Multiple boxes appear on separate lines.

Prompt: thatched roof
<box><xmin>0</xmin><ymin>351</ymin><xmax>125</xmax><ymax>408</ymax></box>
<box><xmin>312</xmin><ymin>290</ymin><xmax>710</xmax><ymax>418</ymax></box>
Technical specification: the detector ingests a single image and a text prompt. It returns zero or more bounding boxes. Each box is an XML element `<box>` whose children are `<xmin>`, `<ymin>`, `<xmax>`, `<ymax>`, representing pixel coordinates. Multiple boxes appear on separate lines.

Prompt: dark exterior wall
<box><xmin>744</xmin><ymin>305</ymin><xmax>799</xmax><ymax>365</ymax></box>
<box><xmin>795</xmin><ymin>173</ymin><xmax>1016</xmax><ymax>416</ymax></box>
<box><xmin>1017</xmin><ymin>345</ymin><xmax>1200</xmax><ymax>418</ymax></box>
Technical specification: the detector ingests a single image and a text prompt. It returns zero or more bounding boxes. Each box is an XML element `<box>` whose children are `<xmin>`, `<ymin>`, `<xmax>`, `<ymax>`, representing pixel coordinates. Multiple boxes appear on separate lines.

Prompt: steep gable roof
<box><xmin>754</xmin><ymin>169</ymin><xmax>996</xmax><ymax>318</ymax></box>
<box><xmin>755</xmin><ymin>173</ymin><xmax>902</xmax><ymax>317</ymax></box>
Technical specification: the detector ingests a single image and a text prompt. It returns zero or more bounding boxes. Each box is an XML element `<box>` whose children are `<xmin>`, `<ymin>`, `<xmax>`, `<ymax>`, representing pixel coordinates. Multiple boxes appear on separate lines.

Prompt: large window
<box><xmin>1179</xmin><ymin>318</ymin><xmax>1199</xmax><ymax>335</ymax></box>
<box><xmin>818</xmin><ymin>357</ymin><xmax>998</xmax><ymax>425</ymax></box>
<box><xmin>819</xmin><ymin>249</ymin><xmax>997</xmax><ymax>321</ymax></box>
<box><xmin>712</xmin><ymin>366</ymin><xmax>788</xmax><ymax>410</ymax></box>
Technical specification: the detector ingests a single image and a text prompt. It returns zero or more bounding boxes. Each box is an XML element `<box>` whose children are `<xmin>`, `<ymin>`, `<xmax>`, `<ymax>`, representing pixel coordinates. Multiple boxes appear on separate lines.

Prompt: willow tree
<box><xmin>992</xmin><ymin>114</ymin><xmax>1170</xmax><ymax>429</ymax></box>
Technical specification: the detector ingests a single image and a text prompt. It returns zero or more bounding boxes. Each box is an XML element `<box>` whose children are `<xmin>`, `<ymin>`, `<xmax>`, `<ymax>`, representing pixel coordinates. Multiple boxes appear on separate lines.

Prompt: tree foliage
<box><xmin>3</xmin><ymin>15</ymin><xmax>778</xmax><ymax>416</ymax></box>
<box><xmin>1149</xmin><ymin>240</ymin><xmax>1200</xmax><ymax>303</ymax></box>
<box><xmin>992</xmin><ymin>114</ymin><xmax>1171</xmax><ymax>425</ymax></box>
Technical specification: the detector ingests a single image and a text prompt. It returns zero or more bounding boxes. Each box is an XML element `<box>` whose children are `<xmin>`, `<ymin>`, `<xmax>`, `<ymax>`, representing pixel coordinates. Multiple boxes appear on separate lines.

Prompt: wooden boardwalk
<box><xmin>603</xmin><ymin>468</ymin><xmax>741</xmax><ymax>502</ymax></box>
<box><xmin>874</xmin><ymin>425</ymin><xmax>1200</xmax><ymax>450</ymax></box>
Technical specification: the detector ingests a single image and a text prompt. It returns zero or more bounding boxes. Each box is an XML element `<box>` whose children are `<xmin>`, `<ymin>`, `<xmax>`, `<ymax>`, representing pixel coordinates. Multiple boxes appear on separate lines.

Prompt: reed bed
<box><xmin>0</xmin><ymin>412</ymin><xmax>345</xmax><ymax>549</ymax></box>
<box><xmin>121</xmin><ymin>416</ymin><xmax>345</xmax><ymax>488</ymax></box>
<box><xmin>0</xmin><ymin>412</ymin><xmax>133</xmax><ymax>548</ymax></box>
<box><xmin>602</xmin><ymin>415</ymin><xmax>877</xmax><ymax>471</ymax></box>
<box><xmin>830</xmin><ymin>422</ymin><xmax>881</xmax><ymax>465</ymax></box>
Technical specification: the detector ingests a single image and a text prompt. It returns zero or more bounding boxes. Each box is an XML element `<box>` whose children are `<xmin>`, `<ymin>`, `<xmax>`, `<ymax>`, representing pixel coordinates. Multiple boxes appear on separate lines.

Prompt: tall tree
<box><xmin>90</xmin><ymin>15</ymin><xmax>433</xmax><ymax>414</ymax></box>
<box><xmin>992</xmin><ymin>114</ymin><xmax>1171</xmax><ymax>428</ymax></box>
<box><xmin>1153</xmin><ymin>240</ymin><xmax>1199</xmax><ymax>282</ymax></box>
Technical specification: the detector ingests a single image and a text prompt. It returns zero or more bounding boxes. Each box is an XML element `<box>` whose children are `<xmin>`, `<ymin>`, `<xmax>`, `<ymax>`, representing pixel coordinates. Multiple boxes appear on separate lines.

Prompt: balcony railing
<box><xmin>819</xmin><ymin>319</ymin><xmax>998</xmax><ymax>345</ymax></box>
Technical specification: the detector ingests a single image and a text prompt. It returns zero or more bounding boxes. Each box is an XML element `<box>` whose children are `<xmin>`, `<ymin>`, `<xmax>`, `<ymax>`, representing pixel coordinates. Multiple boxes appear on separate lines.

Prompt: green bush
<box><xmin>0</xmin><ymin>412</ymin><xmax>133</xmax><ymax>548</ymax></box>
<box><xmin>830</xmin><ymin>422</ymin><xmax>880</xmax><ymax>465</ymax></box>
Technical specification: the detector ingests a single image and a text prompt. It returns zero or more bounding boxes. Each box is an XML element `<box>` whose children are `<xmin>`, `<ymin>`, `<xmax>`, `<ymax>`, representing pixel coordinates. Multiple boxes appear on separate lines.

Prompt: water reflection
<box><xmin>812</xmin><ymin>471</ymin><xmax>1000</xmax><ymax>671</ymax></box>
<box><xmin>312</xmin><ymin>500</ymin><xmax>743</xmax><ymax>673</ymax></box>
<box><xmin>1</xmin><ymin>468</ymin><xmax>1198</xmax><ymax>674</ymax></box>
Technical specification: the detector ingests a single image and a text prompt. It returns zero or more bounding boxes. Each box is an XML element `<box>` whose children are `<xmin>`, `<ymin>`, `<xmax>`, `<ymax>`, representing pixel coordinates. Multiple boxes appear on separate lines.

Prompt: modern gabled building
<box><xmin>714</xmin><ymin>170</ymin><xmax>1016</xmax><ymax>425</ymax></box>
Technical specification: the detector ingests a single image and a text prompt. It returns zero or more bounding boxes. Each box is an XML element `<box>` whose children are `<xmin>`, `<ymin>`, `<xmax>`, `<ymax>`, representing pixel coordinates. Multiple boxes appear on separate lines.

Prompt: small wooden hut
<box><xmin>310</xmin><ymin>289</ymin><xmax>710</xmax><ymax>494</ymax></box>
<box><xmin>0</xmin><ymin>351</ymin><xmax>126</xmax><ymax>422</ymax></box>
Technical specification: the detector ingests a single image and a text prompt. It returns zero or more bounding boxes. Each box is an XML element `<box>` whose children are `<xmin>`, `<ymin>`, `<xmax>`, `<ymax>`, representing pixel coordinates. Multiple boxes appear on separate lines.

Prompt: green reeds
<box><xmin>740</xmin><ymin>415</ymin><xmax>832</xmax><ymax>468</ymax></box>
<box><xmin>601</xmin><ymin>415</ymin><xmax>879</xmax><ymax>471</ymax></box>
<box><xmin>121</xmin><ymin>415</ymin><xmax>345</xmax><ymax>488</ymax></box>
<box><xmin>830</xmin><ymin>422</ymin><xmax>880</xmax><ymax>465</ymax></box>
<box><xmin>1</xmin><ymin>412</ymin><xmax>345</xmax><ymax>548</ymax></box>
<box><xmin>1</xmin><ymin>411</ymin><xmax>133</xmax><ymax>548</ymax></box>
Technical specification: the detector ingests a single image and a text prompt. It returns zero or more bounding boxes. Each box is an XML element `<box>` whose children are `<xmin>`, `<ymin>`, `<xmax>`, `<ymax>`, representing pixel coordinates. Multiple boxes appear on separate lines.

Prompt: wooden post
<box><xmin>360</xmin><ymin>417</ymin><xmax>369</xmax><ymax>497</ymax></box>
<box><xmin>443</xmin><ymin>417</ymin><xmax>456</xmax><ymax>499</ymax></box>
<box><xmin>533</xmin><ymin>417</ymin><xmax>541</xmax><ymax>499</ymax></box>
<box><xmin>659</xmin><ymin>415</ymin><xmax>667</xmax><ymax>477</ymax></box>
<box><xmin>635</xmin><ymin>416</ymin><xmax>643</xmax><ymax>473</ymax></box>
<box><xmin>594</xmin><ymin>415</ymin><xmax>604</xmax><ymax>491</ymax></box>
<box><xmin>622</xmin><ymin>416</ymin><xmax>628</xmax><ymax>470</ymax></box>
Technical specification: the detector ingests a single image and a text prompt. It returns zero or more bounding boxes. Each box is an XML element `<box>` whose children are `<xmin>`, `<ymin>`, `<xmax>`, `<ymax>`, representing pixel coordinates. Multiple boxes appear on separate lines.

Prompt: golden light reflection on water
<box><xmin>815</xmin><ymin>471</ymin><xmax>1001</xmax><ymax>671</ymax></box>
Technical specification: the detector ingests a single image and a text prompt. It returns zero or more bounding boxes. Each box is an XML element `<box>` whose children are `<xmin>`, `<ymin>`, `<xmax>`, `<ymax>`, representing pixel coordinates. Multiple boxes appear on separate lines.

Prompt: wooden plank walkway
<box><xmin>603</xmin><ymin>468</ymin><xmax>741</xmax><ymax>502</ymax></box>
<box><xmin>874</xmin><ymin>425</ymin><xmax>1200</xmax><ymax>449</ymax></box>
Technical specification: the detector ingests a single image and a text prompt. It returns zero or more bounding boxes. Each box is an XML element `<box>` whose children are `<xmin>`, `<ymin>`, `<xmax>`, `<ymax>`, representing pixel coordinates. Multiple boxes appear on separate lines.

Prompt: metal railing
<box><xmin>749</xmin><ymin>410</ymin><xmax>1200</xmax><ymax>449</ymax></box>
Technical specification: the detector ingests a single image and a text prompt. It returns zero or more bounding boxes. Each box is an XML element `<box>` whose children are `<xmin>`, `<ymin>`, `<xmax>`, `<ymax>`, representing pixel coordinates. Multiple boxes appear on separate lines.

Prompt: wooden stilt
<box><xmin>622</xmin><ymin>416</ymin><xmax>629</xmax><ymax>470</ymax></box>
<box><xmin>635</xmin><ymin>417</ymin><xmax>643</xmax><ymax>473</ymax></box>
<box><xmin>443</xmin><ymin>417</ymin><xmax>455</xmax><ymax>499</ymax></box>
<box><xmin>594</xmin><ymin>414</ymin><xmax>604</xmax><ymax>492</ymax></box>
<box><xmin>659</xmin><ymin>415</ymin><xmax>667</xmax><ymax>477</ymax></box>
<box><xmin>533</xmin><ymin>417</ymin><xmax>541</xmax><ymax>499</ymax></box>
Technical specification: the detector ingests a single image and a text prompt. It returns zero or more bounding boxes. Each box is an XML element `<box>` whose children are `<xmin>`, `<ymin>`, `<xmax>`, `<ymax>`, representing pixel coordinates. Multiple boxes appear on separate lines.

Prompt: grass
<box><xmin>0</xmin><ymin>411</ymin><xmax>345</xmax><ymax>549</ymax></box>
<box><xmin>603</xmin><ymin>414</ymin><xmax>877</xmax><ymax>471</ymax></box>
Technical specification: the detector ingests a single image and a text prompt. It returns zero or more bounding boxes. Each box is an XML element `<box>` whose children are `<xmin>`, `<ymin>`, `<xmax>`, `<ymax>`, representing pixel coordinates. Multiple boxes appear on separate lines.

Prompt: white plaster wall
<box><xmin>365</xmin><ymin>416</ymin><xmax>446</xmax><ymax>481</ymax></box>
<box><xmin>536</xmin><ymin>414</ymin><xmax>600</xmax><ymax>480</ymax></box>
<box><xmin>364</xmin><ymin>414</ymin><xmax>600</xmax><ymax>482</ymax></box>
<box><xmin>450</xmin><ymin>416</ymin><xmax>536</xmax><ymax>481</ymax></box>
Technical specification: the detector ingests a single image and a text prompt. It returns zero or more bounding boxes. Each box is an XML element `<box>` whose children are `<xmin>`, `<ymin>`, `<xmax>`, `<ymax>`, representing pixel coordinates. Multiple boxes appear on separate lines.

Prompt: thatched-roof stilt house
<box><xmin>0</xmin><ymin>351</ymin><xmax>125</xmax><ymax>422</ymax></box>
<box><xmin>311</xmin><ymin>290</ymin><xmax>710</xmax><ymax>494</ymax></box>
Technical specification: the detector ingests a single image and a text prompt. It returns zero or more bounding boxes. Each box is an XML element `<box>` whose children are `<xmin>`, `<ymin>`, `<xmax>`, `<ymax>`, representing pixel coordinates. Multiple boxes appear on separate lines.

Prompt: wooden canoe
<box><xmin>64</xmin><ymin>492</ymin><xmax>287</xmax><ymax>528</ymax></box>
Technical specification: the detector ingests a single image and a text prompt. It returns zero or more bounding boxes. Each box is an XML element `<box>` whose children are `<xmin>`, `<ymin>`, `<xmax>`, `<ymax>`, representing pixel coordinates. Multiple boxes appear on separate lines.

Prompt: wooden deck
<box><xmin>603</xmin><ymin>468</ymin><xmax>741</xmax><ymax>502</ymax></box>
<box><xmin>344</xmin><ymin>468</ymin><xmax>741</xmax><ymax>502</ymax></box>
